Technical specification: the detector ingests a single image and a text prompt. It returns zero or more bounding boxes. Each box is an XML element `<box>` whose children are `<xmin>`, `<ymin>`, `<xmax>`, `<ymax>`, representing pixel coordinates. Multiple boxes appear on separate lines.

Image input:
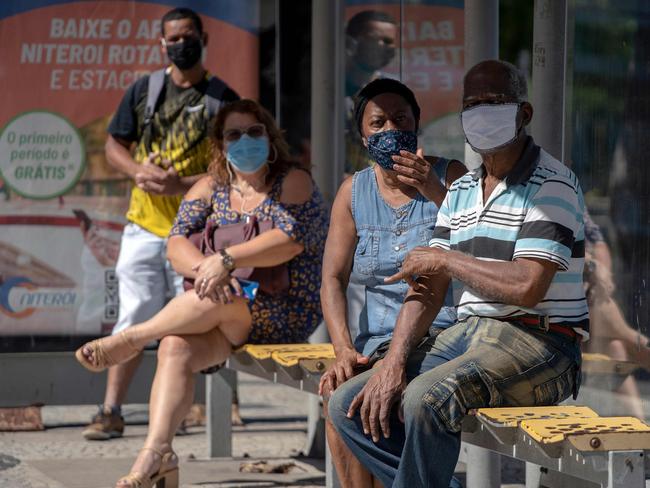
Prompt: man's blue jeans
<box><xmin>328</xmin><ymin>317</ymin><xmax>582</xmax><ymax>488</ymax></box>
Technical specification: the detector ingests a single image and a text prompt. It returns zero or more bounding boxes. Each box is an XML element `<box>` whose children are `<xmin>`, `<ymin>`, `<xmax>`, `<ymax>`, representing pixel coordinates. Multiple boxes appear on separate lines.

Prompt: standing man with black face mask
<box><xmin>328</xmin><ymin>60</ymin><xmax>588</xmax><ymax>488</ymax></box>
<box><xmin>82</xmin><ymin>7</ymin><xmax>239</xmax><ymax>441</ymax></box>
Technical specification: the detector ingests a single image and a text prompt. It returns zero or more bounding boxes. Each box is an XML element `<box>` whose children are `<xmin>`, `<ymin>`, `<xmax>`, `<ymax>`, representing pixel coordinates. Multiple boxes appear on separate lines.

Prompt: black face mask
<box><xmin>354</xmin><ymin>38</ymin><xmax>395</xmax><ymax>71</ymax></box>
<box><xmin>166</xmin><ymin>37</ymin><xmax>202</xmax><ymax>70</ymax></box>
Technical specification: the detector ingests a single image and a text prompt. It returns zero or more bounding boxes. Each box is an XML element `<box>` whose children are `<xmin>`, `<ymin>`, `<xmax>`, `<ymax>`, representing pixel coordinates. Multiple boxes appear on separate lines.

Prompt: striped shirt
<box><xmin>430</xmin><ymin>137</ymin><xmax>589</xmax><ymax>336</ymax></box>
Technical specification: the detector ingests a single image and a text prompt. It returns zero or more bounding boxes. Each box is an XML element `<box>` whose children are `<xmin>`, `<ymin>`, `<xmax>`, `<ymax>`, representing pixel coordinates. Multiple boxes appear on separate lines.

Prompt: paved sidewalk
<box><xmin>0</xmin><ymin>373</ymin><xmax>326</xmax><ymax>488</ymax></box>
<box><xmin>0</xmin><ymin>371</ymin><xmax>536</xmax><ymax>488</ymax></box>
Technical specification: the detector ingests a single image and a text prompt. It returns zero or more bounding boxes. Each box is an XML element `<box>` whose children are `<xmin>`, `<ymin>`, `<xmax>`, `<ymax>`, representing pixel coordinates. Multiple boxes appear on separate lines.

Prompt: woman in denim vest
<box><xmin>319</xmin><ymin>78</ymin><xmax>466</xmax><ymax>487</ymax></box>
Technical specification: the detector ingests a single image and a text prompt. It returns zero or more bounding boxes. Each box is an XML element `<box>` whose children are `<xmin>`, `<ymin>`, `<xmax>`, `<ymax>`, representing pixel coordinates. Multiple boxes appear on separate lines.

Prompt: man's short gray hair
<box><xmin>505</xmin><ymin>61</ymin><xmax>528</xmax><ymax>102</ymax></box>
<box><xmin>464</xmin><ymin>60</ymin><xmax>529</xmax><ymax>102</ymax></box>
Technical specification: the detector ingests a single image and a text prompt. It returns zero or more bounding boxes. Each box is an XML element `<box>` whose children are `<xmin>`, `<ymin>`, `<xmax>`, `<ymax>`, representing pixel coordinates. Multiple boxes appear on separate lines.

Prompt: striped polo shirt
<box><xmin>430</xmin><ymin>137</ymin><xmax>589</xmax><ymax>336</ymax></box>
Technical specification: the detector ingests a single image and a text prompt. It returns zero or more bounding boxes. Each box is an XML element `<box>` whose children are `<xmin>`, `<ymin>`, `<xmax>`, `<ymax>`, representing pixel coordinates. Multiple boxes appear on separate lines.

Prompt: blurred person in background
<box><xmin>583</xmin><ymin>210</ymin><xmax>649</xmax><ymax>419</ymax></box>
<box><xmin>344</xmin><ymin>10</ymin><xmax>398</xmax><ymax>176</ymax></box>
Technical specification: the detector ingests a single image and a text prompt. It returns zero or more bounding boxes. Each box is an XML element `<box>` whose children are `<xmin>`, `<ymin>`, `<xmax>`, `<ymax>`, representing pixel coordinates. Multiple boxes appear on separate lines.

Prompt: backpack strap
<box><xmin>141</xmin><ymin>70</ymin><xmax>228</xmax><ymax>153</ymax></box>
<box><xmin>146</xmin><ymin>69</ymin><xmax>228</xmax><ymax>122</ymax></box>
<box><xmin>144</xmin><ymin>68</ymin><xmax>167</xmax><ymax>128</ymax></box>
<box><xmin>204</xmin><ymin>75</ymin><xmax>229</xmax><ymax>118</ymax></box>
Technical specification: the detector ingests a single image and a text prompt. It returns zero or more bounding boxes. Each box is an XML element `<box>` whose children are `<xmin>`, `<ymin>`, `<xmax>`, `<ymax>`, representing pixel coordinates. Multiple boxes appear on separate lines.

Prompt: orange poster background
<box><xmin>0</xmin><ymin>1</ymin><xmax>259</xmax><ymax>337</ymax></box>
<box><xmin>0</xmin><ymin>1</ymin><xmax>258</xmax><ymax>129</ymax></box>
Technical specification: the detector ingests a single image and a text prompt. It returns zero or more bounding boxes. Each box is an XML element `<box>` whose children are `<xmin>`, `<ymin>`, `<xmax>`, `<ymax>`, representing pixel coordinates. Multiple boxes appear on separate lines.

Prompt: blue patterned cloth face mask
<box><xmin>226</xmin><ymin>135</ymin><xmax>270</xmax><ymax>174</ymax></box>
<box><xmin>367</xmin><ymin>130</ymin><xmax>418</xmax><ymax>170</ymax></box>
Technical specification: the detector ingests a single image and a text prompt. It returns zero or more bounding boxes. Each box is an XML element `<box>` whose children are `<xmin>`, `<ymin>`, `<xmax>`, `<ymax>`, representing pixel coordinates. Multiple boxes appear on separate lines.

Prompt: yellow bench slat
<box><xmin>581</xmin><ymin>353</ymin><xmax>613</xmax><ymax>362</ymax></box>
<box><xmin>521</xmin><ymin>416</ymin><xmax>650</xmax><ymax>445</ymax></box>
<box><xmin>476</xmin><ymin>406</ymin><xmax>599</xmax><ymax>427</ymax></box>
<box><xmin>272</xmin><ymin>344</ymin><xmax>336</xmax><ymax>367</ymax></box>
<box><xmin>581</xmin><ymin>353</ymin><xmax>639</xmax><ymax>375</ymax></box>
<box><xmin>238</xmin><ymin>344</ymin><xmax>335</xmax><ymax>363</ymax></box>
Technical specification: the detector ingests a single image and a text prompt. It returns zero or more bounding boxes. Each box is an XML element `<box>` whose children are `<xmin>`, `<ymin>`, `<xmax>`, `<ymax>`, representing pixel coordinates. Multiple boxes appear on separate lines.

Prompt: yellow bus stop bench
<box><xmin>581</xmin><ymin>353</ymin><xmax>640</xmax><ymax>376</ymax></box>
<box><xmin>204</xmin><ymin>344</ymin><xmax>336</xmax><ymax>459</ymax></box>
<box><xmin>227</xmin><ymin>343</ymin><xmax>335</xmax><ymax>394</ymax></box>
<box><xmin>211</xmin><ymin>344</ymin><xmax>650</xmax><ymax>487</ymax></box>
<box><xmin>581</xmin><ymin>352</ymin><xmax>641</xmax><ymax>391</ymax></box>
<box><xmin>462</xmin><ymin>405</ymin><xmax>650</xmax><ymax>487</ymax></box>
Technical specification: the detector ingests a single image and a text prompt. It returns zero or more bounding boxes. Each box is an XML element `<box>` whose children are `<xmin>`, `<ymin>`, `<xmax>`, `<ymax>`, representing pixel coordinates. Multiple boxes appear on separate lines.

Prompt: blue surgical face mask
<box><xmin>226</xmin><ymin>135</ymin><xmax>270</xmax><ymax>174</ymax></box>
<box><xmin>461</xmin><ymin>103</ymin><xmax>521</xmax><ymax>153</ymax></box>
<box><xmin>366</xmin><ymin>130</ymin><xmax>418</xmax><ymax>170</ymax></box>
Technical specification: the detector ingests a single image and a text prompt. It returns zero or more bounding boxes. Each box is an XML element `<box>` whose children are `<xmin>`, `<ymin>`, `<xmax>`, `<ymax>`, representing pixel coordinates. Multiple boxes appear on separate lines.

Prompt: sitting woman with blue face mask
<box><xmin>319</xmin><ymin>78</ymin><xmax>466</xmax><ymax>488</ymax></box>
<box><xmin>75</xmin><ymin>99</ymin><xmax>329</xmax><ymax>488</ymax></box>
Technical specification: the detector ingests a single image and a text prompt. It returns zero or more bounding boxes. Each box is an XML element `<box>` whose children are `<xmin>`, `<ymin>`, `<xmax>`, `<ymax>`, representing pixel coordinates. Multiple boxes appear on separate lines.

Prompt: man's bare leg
<box><xmin>104</xmin><ymin>354</ymin><xmax>143</xmax><ymax>407</ymax></box>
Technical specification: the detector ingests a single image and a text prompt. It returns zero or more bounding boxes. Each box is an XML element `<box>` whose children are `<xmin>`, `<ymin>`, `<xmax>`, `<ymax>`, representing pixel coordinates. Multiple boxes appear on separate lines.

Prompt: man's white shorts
<box><xmin>112</xmin><ymin>223</ymin><xmax>183</xmax><ymax>335</ymax></box>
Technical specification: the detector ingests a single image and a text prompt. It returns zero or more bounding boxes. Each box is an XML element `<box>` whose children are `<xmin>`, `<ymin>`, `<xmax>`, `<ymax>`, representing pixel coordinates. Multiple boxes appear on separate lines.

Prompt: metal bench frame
<box><xmin>461</xmin><ymin>413</ymin><xmax>646</xmax><ymax>488</ymax></box>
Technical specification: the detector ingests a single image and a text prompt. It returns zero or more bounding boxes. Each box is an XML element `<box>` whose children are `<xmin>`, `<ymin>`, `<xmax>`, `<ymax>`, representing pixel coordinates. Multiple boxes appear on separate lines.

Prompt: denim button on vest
<box><xmin>351</xmin><ymin>161</ymin><xmax>457</xmax><ymax>356</ymax></box>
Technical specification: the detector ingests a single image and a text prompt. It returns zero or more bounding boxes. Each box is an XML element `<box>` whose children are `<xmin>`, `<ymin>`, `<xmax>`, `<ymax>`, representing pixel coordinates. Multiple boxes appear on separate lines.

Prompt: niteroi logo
<box><xmin>0</xmin><ymin>276</ymin><xmax>77</xmax><ymax>318</ymax></box>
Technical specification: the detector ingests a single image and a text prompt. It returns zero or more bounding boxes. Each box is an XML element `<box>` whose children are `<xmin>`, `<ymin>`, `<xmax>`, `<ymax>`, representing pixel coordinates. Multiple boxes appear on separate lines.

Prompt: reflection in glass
<box><xmin>344</xmin><ymin>8</ymin><xmax>398</xmax><ymax>175</ymax></box>
<box><xmin>571</xmin><ymin>0</ymin><xmax>650</xmax><ymax>419</ymax></box>
<box><xmin>343</xmin><ymin>1</ymin><xmax>466</xmax><ymax>177</ymax></box>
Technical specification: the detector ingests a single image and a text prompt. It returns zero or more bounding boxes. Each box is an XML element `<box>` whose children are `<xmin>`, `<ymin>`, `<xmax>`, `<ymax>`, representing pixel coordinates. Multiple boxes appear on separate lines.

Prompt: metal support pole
<box><xmin>526</xmin><ymin>463</ymin><xmax>600</xmax><ymax>488</ymax></box>
<box><xmin>465</xmin><ymin>444</ymin><xmax>501</xmax><ymax>488</ymax></box>
<box><xmin>307</xmin><ymin>0</ymin><xmax>343</xmax><ymax>457</ymax></box>
<box><xmin>206</xmin><ymin>369</ymin><xmax>234</xmax><ymax>457</ymax></box>
<box><xmin>607</xmin><ymin>451</ymin><xmax>645</xmax><ymax>488</ymax></box>
<box><xmin>302</xmin><ymin>323</ymin><xmax>329</xmax><ymax>458</ymax></box>
<box><xmin>525</xmin><ymin>461</ymin><xmax>542</xmax><ymax>488</ymax></box>
<box><xmin>462</xmin><ymin>2</ymin><xmax>502</xmax><ymax>484</ymax></box>
<box><xmin>309</xmin><ymin>7</ymin><xmax>344</xmax><ymax>483</ymax></box>
<box><xmin>527</xmin><ymin>5</ymin><xmax>573</xmax><ymax>480</ymax></box>
<box><xmin>311</xmin><ymin>0</ymin><xmax>344</xmax><ymax>203</ymax></box>
<box><xmin>464</xmin><ymin>0</ymin><xmax>499</xmax><ymax>69</ymax></box>
<box><xmin>531</xmin><ymin>0</ymin><xmax>570</xmax><ymax>162</ymax></box>
<box><xmin>463</xmin><ymin>0</ymin><xmax>500</xmax><ymax>170</ymax></box>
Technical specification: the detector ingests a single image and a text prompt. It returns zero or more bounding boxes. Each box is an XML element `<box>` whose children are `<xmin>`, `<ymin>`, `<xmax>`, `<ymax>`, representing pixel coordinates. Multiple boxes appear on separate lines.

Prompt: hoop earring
<box><xmin>267</xmin><ymin>143</ymin><xmax>278</xmax><ymax>164</ymax></box>
<box><xmin>225</xmin><ymin>159</ymin><xmax>234</xmax><ymax>184</ymax></box>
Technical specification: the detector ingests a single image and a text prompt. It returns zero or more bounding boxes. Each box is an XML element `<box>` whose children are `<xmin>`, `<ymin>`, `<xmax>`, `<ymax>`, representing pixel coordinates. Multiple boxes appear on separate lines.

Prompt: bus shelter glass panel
<box><xmin>570</xmin><ymin>0</ymin><xmax>650</xmax><ymax>419</ymax></box>
<box><xmin>343</xmin><ymin>0</ymin><xmax>465</xmax><ymax>175</ymax></box>
<box><xmin>0</xmin><ymin>0</ymin><xmax>260</xmax><ymax>351</ymax></box>
<box><xmin>400</xmin><ymin>1</ymin><xmax>465</xmax><ymax>163</ymax></box>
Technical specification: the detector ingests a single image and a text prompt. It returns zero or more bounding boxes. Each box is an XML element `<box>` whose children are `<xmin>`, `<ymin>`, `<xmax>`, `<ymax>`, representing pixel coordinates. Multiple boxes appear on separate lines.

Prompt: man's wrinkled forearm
<box><xmin>383</xmin><ymin>283</ymin><xmax>444</xmax><ymax>368</ymax></box>
<box><xmin>442</xmin><ymin>250</ymin><xmax>549</xmax><ymax>308</ymax></box>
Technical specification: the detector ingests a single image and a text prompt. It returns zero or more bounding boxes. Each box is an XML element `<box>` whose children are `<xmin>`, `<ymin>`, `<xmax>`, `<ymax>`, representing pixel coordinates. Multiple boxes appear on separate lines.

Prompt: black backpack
<box><xmin>143</xmin><ymin>67</ymin><xmax>229</xmax><ymax>126</ymax></box>
<box><xmin>141</xmin><ymin>68</ymin><xmax>230</xmax><ymax>154</ymax></box>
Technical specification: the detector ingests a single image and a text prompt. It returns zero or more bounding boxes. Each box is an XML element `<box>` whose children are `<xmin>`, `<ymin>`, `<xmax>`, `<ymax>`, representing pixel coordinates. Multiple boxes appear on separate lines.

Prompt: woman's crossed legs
<box><xmin>77</xmin><ymin>291</ymin><xmax>253</xmax><ymax>487</ymax></box>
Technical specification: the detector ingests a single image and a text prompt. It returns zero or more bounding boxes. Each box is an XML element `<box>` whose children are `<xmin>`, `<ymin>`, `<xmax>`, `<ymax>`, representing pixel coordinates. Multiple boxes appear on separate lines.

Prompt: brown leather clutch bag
<box><xmin>183</xmin><ymin>215</ymin><xmax>290</xmax><ymax>296</ymax></box>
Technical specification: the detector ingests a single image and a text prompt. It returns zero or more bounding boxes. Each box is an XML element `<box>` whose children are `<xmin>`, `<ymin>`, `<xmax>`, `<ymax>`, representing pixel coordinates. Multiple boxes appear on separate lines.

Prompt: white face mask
<box><xmin>461</xmin><ymin>103</ymin><xmax>521</xmax><ymax>153</ymax></box>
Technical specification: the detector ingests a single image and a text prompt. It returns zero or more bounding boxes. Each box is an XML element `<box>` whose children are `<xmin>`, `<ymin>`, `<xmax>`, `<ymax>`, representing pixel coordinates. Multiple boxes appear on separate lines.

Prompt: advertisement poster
<box><xmin>345</xmin><ymin>0</ymin><xmax>465</xmax><ymax>163</ymax></box>
<box><xmin>0</xmin><ymin>0</ymin><xmax>259</xmax><ymax>336</ymax></box>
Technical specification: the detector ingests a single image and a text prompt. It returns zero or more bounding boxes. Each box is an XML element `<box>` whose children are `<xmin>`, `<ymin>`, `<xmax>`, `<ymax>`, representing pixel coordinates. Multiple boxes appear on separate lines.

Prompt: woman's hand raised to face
<box><xmin>391</xmin><ymin>148</ymin><xmax>445</xmax><ymax>203</ymax></box>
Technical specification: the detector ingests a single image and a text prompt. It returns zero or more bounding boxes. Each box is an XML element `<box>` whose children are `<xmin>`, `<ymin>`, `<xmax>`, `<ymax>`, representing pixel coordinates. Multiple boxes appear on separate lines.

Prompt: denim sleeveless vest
<box><xmin>351</xmin><ymin>160</ymin><xmax>457</xmax><ymax>356</ymax></box>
